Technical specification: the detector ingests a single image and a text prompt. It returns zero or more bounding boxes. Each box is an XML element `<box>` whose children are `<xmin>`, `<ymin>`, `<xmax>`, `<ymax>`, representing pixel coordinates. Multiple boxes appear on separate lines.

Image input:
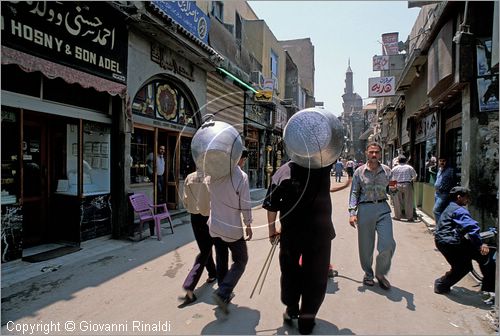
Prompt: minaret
<box><xmin>345</xmin><ymin>58</ymin><xmax>353</xmax><ymax>95</ymax></box>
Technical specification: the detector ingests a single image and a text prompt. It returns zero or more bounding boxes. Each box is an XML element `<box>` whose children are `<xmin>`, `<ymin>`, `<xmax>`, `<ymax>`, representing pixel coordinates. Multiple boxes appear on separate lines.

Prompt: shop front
<box><xmin>1</xmin><ymin>2</ymin><xmax>127</xmax><ymax>261</ymax></box>
<box><xmin>244</xmin><ymin>102</ymin><xmax>272</xmax><ymax>189</ymax></box>
<box><xmin>129</xmin><ymin>77</ymin><xmax>200</xmax><ymax>210</ymax></box>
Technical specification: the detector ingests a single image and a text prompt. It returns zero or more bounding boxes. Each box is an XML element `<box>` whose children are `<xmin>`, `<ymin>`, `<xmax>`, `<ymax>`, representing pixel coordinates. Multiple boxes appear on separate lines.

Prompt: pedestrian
<box><xmin>433</xmin><ymin>157</ymin><xmax>456</xmax><ymax>223</ymax></box>
<box><xmin>348</xmin><ymin>142</ymin><xmax>395</xmax><ymax>290</ymax></box>
<box><xmin>425</xmin><ymin>152</ymin><xmax>437</xmax><ymax>183</ymax></box>
<box><xmin>238</xmin><ymin>147</ymin><xmax>249</xmax><ymax>169</ymax></box>
<box><xmin>208</xmin><ymin>154</ymin><xmax>253</xmax><ymax>314</ymax></box>
<box><xmin>390</xmin><ymin>155</ymin><xmax>417</xmax><ymax>221</ymax></box>
<box><xmin>264</xmin><ymin>160</ymin><xmax>335</xmax><ymax>335</ymax></box>
<box><xmin>178</xmin><ymin>168</ymin><xmax>217</xmax><ymax>307</ymax></box>
<box><xmin>147</xmin><ymin>145</ymin><xmax>166</xmax><ymax>203</ymax></box>
<box><xmin>334</xmin><ymin>159</ymin><xmax>344</xmax><ymax>182</ymax></box>
<box><xmin>434</xmin><ymin>187</ymin><xmax>495</xmax><ymax>295</ymax></box>
<box><xmin>346</xmin><ymin>158</ymin><xmax>355</xmax><ymax>178</ymax></box>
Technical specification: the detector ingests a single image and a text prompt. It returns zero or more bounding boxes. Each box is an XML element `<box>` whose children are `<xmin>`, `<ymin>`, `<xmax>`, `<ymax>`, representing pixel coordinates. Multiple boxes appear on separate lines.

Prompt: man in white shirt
<box><xmin>147</xmin><ymin>145</ymin><xmax>166</xmax><ymax>202</ymax></box>
<box><xmin>179</xmin><ymin>169</ymin><xmax>216</xmax><ymax>307</ymax></box>
<box><xmin>390</xmin><ymin>155</ymin><xmax>417</xmax><ymax>221</ymax></box>
<box><xmin>208</xmin><ymin>161</ymin><xmax>252</xmax><ymax>314</ymax></box>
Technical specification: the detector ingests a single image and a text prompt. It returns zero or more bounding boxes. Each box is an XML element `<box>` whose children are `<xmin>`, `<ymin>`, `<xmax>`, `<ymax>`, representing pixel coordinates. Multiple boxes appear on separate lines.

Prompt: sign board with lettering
<box><xmin>151</xmin><ymin>1</ymin><xmax>210</xmax><ymax>44</ymax></box>
<box><xmin>382</xmin><ymin>32</ymin><xmax>399</xmax><ymax>56</ymax></box>
<box><xmin>368</xmin><ymin>76</ymin><xmax>396</xmax><ymax>97</ymax></box>
<box><xmin>1</xmin><ymin>1</ymin><xmax>128</xmax><ymax>84</ymax></box>
<box><xmin>372</xmin><ymin>55</ymin><xmax>390</xmax><ymax>71</ymax></box>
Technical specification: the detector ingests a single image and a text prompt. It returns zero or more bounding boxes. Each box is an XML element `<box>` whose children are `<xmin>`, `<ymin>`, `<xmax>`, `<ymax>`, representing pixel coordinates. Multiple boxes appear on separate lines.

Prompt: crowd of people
<box><xmin>175</xmin><ymin>142</ymin><xmax>495</xmax><ymax>335</ymax></box>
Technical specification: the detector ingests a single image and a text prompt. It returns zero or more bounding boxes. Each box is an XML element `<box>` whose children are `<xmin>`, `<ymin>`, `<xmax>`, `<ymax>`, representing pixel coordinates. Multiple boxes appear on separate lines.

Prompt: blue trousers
<box><xmin>433</xmin><ymin>193</ymin><xmax>449</xmax><ymax>224</ymax></box>
<box><xmin>213</xmin><ymin>237</ymin><xmax>248</xmax><ymax>300</ymax></box>
<box><xmin>182</xmin><ymin>214</ymin><xmax>216</xmax><ymax>291</ymax></box>
<box><xmin>357</xmin><ymin>201</ymin><xmax>396</xmax><ymax>279</ymax></box>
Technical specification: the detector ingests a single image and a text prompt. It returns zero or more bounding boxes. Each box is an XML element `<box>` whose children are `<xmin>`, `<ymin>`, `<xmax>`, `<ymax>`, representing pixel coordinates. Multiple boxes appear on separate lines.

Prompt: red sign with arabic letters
<box><xmin>368</xmin><ymin>77</ymin><xmax>396</xmax><ymax>97</ymax></box>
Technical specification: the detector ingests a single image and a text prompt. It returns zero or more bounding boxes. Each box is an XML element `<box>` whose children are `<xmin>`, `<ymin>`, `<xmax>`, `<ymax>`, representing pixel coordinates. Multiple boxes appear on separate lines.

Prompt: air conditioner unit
<box><xmin>250</xmin><ymin>71</ymin><xmax>265</xmax><ymax>89</ymax></box>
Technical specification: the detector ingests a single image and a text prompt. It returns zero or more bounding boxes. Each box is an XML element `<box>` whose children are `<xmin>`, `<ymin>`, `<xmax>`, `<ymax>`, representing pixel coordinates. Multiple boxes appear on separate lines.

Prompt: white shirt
<box><xmin>147</xmin><ymin>152</ymin><xmax>165</xmax><ymax>176</ymax></box>
<box><xmin>208</xmin><ymin>166</ymin><xmax>252</xmax><ymax>242</ymax></box>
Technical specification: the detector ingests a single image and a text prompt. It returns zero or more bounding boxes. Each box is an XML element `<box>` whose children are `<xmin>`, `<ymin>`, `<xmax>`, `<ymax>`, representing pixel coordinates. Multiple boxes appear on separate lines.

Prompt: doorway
<box><xmin>22</xmin><ymin>112</ymin><xmax>79</xmax><ymax>248</ymax></box>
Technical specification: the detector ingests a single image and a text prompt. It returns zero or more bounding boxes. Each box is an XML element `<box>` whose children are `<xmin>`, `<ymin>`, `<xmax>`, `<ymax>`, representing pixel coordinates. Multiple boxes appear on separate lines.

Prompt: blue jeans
<box><xmin>213</xmin><ymin>237</ymin><xmax>248</xmax><ymax>300</ymax></box>
<box><xmin>433</xmin><ymin>193</ymin><xmax>449</xmax><ymax>224</ymax></box>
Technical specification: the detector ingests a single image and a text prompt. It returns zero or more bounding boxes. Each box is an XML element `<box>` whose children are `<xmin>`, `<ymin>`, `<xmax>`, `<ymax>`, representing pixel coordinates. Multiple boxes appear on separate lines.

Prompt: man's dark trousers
<box><xmin>213</xmin><ymin>237</ymin><xmax>248</xmax><ymax>300</ymax></box>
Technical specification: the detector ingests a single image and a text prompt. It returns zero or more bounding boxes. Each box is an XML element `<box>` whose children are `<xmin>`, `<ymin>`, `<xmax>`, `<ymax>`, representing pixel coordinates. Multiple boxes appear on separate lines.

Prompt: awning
<box><xmin>2</xmin><ymin>46</ymin><xmax>126</xmax><ymax>98</ymax></box>
<box><xmin>359</xmin><ymin>127</ymin><xmax>374</xmax><ymax>140</ymax></box>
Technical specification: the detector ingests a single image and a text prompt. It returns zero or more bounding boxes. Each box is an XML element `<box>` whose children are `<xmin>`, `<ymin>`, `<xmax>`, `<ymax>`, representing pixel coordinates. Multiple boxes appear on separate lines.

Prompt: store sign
<box><xmin>151</xmin><ymin>1</ymin><xmax>209</xmax><ymax>44</ymax></box>
<box><xmin>1</xmin><ymin>1</ymin><xmax>128</xmax><ymax>83</ymax></box>
<box><xmin>368</xmin><ymin>76</ymin><xmax>395</xmax><ymax>97</ymax></box>
<box><xmin>382</xmin><ymin>32</ymin><xmax>399</xmax><ymax>56</ymax></box>
<box><xmin>373</xmin><ymin>55</ymin><xmax>390</xmax><ymax>71</ymax></box>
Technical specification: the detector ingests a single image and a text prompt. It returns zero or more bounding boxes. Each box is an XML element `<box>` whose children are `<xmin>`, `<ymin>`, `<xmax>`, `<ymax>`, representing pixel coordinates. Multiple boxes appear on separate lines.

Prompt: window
<box><xmin>235</xmin><ymin>12</ymin><xmax>242</xmax><ymax>44</ymax></box>
<box><xmin>130</xmin><ymin>128</ymin><xmax>154</xmax><ymax>184</ymax></box>
<box><xmin>212</xmin><ymin>1</ymin><xmax>223</xmax><ymax>22</ymax></box>
<box><xmin>270</xmin><ymin>50</ymin><xmax>279</xmax><ymax>77</ymax></box>
<box><xmin>131</xmin><ymin>79</ymin><xmax>197</xmax><ymax>128</ymax></box>
<box><xmin>82</xmin><ymin>122</ymin><xmax>111</xmax><ymax>195</ymax></box>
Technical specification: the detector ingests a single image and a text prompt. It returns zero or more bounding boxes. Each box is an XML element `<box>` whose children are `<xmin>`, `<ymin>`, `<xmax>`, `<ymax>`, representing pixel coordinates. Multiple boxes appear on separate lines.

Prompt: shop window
<box><xmin>1</xmin><ymin>65</ymin><xmax>41</xmax><ymax>98</ymax></box>
<box><xmin>131</xmin><ymin>79</ymin><xmax>196</xmax><ymax>128</ymax></box>
<box><xmin>1</xmin><ymin>108</ymin><xmax>20</xmax><ymax>205</ymax></box>
<box><xmin>82</xmin><ymin>122</ymin><xmax>111</xmax><ymax>195</ymax></box>
<box><xmin>56</xmin><ymin>122</ymin><xmax>110</xmax><ymax>196</ymax></box>
<box><xmin>130</xmin><ymin>128</ymin><xmax>154</xmax><ymax>184</ymax></box>
<box><xmin>179</xmin><ymin>136</ymin><xmax>195</xmax><ymax>180</ymax></box>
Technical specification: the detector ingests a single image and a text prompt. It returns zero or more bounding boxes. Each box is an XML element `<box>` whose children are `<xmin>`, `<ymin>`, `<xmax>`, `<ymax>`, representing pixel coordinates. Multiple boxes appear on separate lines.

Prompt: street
<box><xmin>1</xmin><ymin>180</ymin><xmax>495</xmax><ymax>335</ymax></box>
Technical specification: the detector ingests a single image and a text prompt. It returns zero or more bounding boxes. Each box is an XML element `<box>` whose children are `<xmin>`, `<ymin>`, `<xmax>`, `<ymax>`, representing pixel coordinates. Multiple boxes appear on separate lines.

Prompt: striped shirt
<box><xmin>391</xmin><ymin>163</ymin><xmax>417</xmax><ymax>183</ymax></box>
<box><xmin>348</xmin><ymin>163</ymin><xmax>391</xmax><ymax>216</ymax></box>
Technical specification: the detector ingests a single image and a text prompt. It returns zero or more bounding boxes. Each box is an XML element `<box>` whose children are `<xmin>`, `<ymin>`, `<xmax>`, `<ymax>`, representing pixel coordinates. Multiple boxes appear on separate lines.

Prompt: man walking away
<box><xmin>390</xmin><ymin>155</ymin><xmax>417</xmax><ymax>221</ymax></box>
<box><xmin>208</xmin><ymin>164</ymin><xmax>252</xmax><ymax>314</ymax></box>
<box><xmin>334</xmin><ymin>159</ymin><xmax>344</xmax><ymax>183</ymax></box>
<box><xmin>264</xmin><ymin>161</ymin><xmax>335</xmax><ymax>335</ymax></box>
<box><xmin>179</xmin><ymin>168</ymin><xmax>216</xmax><ymax>307</ymax></box>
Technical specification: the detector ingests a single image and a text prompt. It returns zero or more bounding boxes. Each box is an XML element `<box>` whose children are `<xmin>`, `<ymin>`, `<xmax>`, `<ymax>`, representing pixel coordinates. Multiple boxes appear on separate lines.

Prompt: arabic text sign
<box><xmin>1</xmin><ymin>1</ymin><xmax>127</xmax><ymax>83</ymax></box>
<box><xmin>152</xmin><ymin>1</ymin><xmax>210</xmax><ymax>44</ymax></box>
<box><xmin>382</xmin><ymin>32</ymin><xmax>399</xmax><ymax>56</ymax></box>
<box><xmin>373</xmin><ymin>55</ymin><xmax>390</xmax><ymax>71</ymax></box>
<box><xmin>368</xmin><ymin>77</ymin><xmax>396</xmax><ymax>97</ymax></box>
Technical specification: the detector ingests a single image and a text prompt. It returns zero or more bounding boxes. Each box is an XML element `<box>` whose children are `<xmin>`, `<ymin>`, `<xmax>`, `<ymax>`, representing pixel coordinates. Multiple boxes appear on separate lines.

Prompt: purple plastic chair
<box><xmin>129</xmin><ymin>193</ymin><xmax>173</xmax><ymax>240</ymax></box>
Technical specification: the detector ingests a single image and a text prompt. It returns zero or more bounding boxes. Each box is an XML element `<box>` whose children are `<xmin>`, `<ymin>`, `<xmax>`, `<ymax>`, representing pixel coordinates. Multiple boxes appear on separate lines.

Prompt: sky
<box><xmin>248</xmin><ymin>1</ymin><xmax>421</xmax><ymax>115</ymax></box>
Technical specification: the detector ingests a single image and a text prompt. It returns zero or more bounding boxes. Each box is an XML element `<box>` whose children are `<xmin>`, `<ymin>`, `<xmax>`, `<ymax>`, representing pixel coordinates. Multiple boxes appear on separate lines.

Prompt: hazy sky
<box><xmin>248</xmin><ymin>1</ymin><xmax>420</xmax><ymax>115</ymax></box>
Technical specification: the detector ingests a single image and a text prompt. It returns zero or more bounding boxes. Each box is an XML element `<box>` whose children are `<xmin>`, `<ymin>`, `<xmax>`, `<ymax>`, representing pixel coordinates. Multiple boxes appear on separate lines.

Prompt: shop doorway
<box><xmin>22</xmin><ymin>112</ymin><xmax>79</xmax><ymax>248</ymax></box>
<box><xmin>22</xmin><ymin>114</ymin><xmax>48</xmax><ymax>247</ymax></box>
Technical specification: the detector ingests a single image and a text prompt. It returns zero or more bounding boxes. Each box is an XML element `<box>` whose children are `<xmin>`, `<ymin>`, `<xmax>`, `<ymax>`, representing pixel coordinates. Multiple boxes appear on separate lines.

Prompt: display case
<box><xmin>130</xmin><ymin>128</ymin><xmax>154</xmax><ymax>184</ymax></box>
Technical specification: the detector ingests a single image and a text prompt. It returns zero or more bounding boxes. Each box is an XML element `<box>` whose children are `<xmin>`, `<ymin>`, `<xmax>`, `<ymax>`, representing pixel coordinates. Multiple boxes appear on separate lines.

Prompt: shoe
<box><xmin>376</xmin><ymin>275</ymin><xmax>391</xmax><ymax>290</ymax></box>
<box><xmin>328</xmin><ymin>268</ymin><xmax>338</xmax><ymax>278</ymax></box>
<box><xmin>298</xmin><ymin>317</ymin><xmax>316</xmax><ymax>335</ymax></box>
<box><xmin>363</xmin><ymin>277</ymin><xmax>375</xmax><ymax>286</ymax></box>
<box><xmin>212</xmin><ymin>291</ymin><xmax>229</xmax><ymax>314</ymax></box>
<box><xmin>206</xmin><ymin>277</ymin><xmax>216</xmax><ymax>283</ymax></box>
<box><xmin>177</xmin><ymin>293</ymin><xmax>197</xmax><ymax>308</ymax></box>
<box><xmin>434</xmin><ymin>278</ymin><xmax>450</xmax><ymax>294</ymax></box>
<box><xmin>283</xmin><ymin>306</ymin><xmax>299</xmax><ymax>325</ymax></box>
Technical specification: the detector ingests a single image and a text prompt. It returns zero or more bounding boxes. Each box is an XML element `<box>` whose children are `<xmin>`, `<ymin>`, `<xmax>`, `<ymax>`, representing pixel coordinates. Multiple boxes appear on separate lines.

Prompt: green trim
<box><xmin>217</xmin><ymin>67</ymin><xmax>258</xmax><ymax>94</ymax></box>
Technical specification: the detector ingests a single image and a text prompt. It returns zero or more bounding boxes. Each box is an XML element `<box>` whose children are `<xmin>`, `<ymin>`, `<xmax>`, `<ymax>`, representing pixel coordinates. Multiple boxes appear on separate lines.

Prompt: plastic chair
<box><xmin>129</xmin><ymin>193</ymin><xmax>174</xmax><ymax>240</ymax></box>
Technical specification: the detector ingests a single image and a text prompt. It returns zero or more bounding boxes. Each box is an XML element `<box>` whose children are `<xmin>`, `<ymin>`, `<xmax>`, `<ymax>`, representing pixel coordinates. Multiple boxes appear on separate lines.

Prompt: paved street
<box><xmin>1</xmin><ymin>178</ymin><xmax>496</xmax><ymax>335</ymax></box>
